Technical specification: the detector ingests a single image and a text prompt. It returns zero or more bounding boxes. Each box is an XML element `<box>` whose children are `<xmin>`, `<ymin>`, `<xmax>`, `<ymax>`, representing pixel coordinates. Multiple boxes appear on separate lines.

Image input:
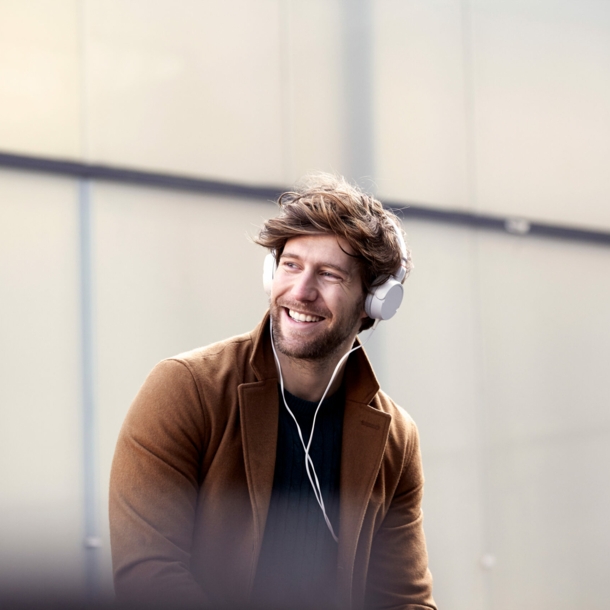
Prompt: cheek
<box><xmin>270</xmin><ymin>278</ymin><xmax>287</xmax><ymax>302</ymax></box>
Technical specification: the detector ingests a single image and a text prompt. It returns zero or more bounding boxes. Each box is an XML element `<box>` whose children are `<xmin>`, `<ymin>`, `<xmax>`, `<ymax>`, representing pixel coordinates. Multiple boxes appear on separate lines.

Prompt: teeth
<box><xmin>288</xmin><ymin>309</ymin><xmax>322</xmax><ymax>323</ymax></box>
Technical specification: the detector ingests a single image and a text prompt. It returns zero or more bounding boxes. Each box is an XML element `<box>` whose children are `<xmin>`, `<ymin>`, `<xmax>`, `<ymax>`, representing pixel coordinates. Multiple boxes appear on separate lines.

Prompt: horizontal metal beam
<box><xmin>0</xmin><ymin>151</ymin><xmax>283</xmax><ymax>201</ymax></box>
<box><xmin>386</xmin><ymin>202</ymin><xmax>610</xmax><ymax>246</ymax></box>
<box><xmin>2</xmin><ymin>150</ymin><xmax>610</xmax><ymax>246</ymax></box>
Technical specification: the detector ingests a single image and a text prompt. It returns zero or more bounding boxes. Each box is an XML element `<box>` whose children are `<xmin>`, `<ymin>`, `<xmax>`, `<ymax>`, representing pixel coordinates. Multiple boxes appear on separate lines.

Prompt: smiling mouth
<box><xmin>287</xmin><ymin>308</ymin><xmax>324</xmax><ymax>323</ymax></box>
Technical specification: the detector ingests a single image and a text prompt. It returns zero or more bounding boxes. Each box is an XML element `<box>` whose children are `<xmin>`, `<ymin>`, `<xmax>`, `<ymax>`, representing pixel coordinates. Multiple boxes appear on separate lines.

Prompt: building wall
<box><xmin>1</xmin><ymin>1</ymin><xmax>609</xmax><ymax>608</ymax></box>
<box><xmin>0</xmin><ymin>170</ymin><xmax>84</xmax><ymax>600</ymax></box>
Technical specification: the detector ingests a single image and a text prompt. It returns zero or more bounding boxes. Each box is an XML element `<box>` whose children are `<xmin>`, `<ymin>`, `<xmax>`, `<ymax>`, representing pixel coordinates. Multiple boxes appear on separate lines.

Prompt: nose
<box><xmin>290</xmin><ymin>270</ymin><xmax>318</xmax><ymax>302</ymax></box>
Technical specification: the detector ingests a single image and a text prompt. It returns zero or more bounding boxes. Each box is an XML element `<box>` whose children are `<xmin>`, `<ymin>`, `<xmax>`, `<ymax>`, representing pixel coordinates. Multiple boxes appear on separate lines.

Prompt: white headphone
<box><xmin>263</xmin><ymin>219</ymin><xmax>408</xmax><ymax>320</ymax></box>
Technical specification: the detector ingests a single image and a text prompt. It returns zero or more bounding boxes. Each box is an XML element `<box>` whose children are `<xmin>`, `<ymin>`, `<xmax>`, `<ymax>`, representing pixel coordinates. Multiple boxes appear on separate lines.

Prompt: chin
<box><xmin>271</xmin><ymin>307</ymin><xmax>353</xmax><ymax>361</ymax></box>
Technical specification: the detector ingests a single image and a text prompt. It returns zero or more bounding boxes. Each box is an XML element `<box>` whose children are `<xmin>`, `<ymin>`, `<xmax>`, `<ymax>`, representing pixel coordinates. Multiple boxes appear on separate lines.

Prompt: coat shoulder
<box><xmin>167</xmin><ymin>329</ymin><xmax>257</xmax><ymax>385</ymax></box>
<box><xmin>372</xmin><ymin>390</ymin><xmax>423</xmax><ymax>477</ymax></box>
<box><xmin>373</xmin><ymin>389</ymin><xmax>418</xmax><ymax>438</ymax></box>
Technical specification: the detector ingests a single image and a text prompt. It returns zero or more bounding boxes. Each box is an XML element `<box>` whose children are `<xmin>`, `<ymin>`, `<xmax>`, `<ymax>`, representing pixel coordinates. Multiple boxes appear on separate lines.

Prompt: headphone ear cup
<box><xmin>364</xmin><ymin>218</ymin><xmax>408</xmax><ymax>320</ymax></box>
<box><xmin>263</xmin><ymin>253</ymin><xmax>277</xmax><ymax>296</ymax></box>
<box><xmin>365</xmin><ymin>279</ymin><xmax>404</xmax><ymax>320</ymax></box>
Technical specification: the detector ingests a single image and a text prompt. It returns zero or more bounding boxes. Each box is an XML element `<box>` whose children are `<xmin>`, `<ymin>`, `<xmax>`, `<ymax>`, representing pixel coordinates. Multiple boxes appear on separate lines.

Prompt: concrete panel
<box><xmin>487</xmin><ymin>434</ymin><xmax>610</xmax><ymax>610</ymax></box>
<box><xmin>85</xmin><ymin>0</ymin><xmax>284</xmax><ymax>184</ymax></box>
<box><xmin>0</xmin><ymin>0</ymin><xmax>81</xmax><ymax>158</ymax></box>
<box><xmin>374</xmin><ymin>0</ymin><xmax>470</xmax><ymax>209</ymax></box>
<box><xmin>424</xmin><ymin>451</ymin><xmax>489</xmax><ymax>610</ymax></box>
<box><xmin>472</xmin><ymin>0</ymin><xmax>610</xmax><ymax>229</ymax></box>
<box><xmin>477</xmin><ymin>231</ymin><xmax>610</xmax><ymax>443</ymax></box>
<box><xmin>286</xmin><ymin>0</ymin><xmax>347</xmax><ymax>181</ymax></box>
<box><xmin>0</xmin><ymin>170</ymin><xmax>84</xmax><ymax>599</ymax></box>
<box><xmin>476</xmin><ymin>230</ymin><xmax>610</xmax><ymax>608</ymax></box>
<box><xmin>93</xmin><ymin>183</ymin><xmax>275</xmax><ymax>593</ymax></box>
<box><xmin>378</xmin><ymin>219</ymin><xmax>486</xmax><ymax>607</ymax></box>
<box><xmin>380</xmin><ymin>219</ymin><xmax>480</xmax><ymax>456</ymax></box>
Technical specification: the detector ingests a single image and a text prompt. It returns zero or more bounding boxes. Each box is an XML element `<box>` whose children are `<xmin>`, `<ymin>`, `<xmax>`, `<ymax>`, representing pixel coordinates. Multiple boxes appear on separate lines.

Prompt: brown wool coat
<box><xmin>109</xmin><ymin>313</ymin><xmax>436</xmax><ymax>610</ymax></box>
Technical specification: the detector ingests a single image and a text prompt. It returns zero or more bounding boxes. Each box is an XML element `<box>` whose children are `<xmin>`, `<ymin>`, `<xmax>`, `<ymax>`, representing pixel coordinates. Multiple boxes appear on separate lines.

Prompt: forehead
<box><xmin>282</xmin><ymin>234</ymin><xmax>360</xmax><ymax>272</ymax></box>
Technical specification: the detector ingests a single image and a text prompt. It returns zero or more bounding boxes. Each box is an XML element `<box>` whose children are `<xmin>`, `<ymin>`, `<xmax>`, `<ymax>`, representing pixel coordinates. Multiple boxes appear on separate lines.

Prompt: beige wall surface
<box><xmin>0</xmin><ymin>170</ymin><xmax>84</xmax><ymax>597</ymax></box>
<box><xmin>374</xmin><ymin>0</ymin><xmax>471</xmax><ymax>210</ymax></box>
<box><xmin>84</xmin><ymin>0</ymin><xmax>349</xmax><ymax>184</ymax></box>
<box><xmin>380</xmin><ymin>219</ymin><xmax>488</xmax><ymax>610</ymax></box>
<box><xmin>476</xmin><ymin>231</ymin><xmax>610</xmax><ymax>610</ymax></box>
<box><xmin>0</xmin><ymin>0</ymin><xmax>81</xmax><ymax>159</ymax></box>
<box><xmin>2</xmin><ymin>0</ymin><xmax>610</xmax><ymax>227</ymax></box>
<box><xmin>285</xmin><ymin>0</ymin><xmax>347</xmax><ymax>181</ymax></box>
<box><xmin>85</xmin><ymin>0</ymin><xmax>285</xmax><ymax>184</ymax></box>
<box><xmin>473</xmin><ymin>0</ymin><xmax>610</xmax><ymax>229</ymax></box>
<box><xmin>374</xmin><ymin>0</ymin><xmax>610</xmax><ymax>231</ymax></box>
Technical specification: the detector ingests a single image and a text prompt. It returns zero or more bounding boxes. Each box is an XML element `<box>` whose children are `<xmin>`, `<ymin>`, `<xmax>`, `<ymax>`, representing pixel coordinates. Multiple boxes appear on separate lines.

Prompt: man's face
<box><xmin>270</xmin><ymin>234</ymin><xmax>367</xmax><ymax>361</ymax></box>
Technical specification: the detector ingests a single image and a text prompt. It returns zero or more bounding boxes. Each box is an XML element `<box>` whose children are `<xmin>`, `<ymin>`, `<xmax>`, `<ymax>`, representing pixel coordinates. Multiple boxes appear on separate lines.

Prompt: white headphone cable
<box><xmin>269</xmin><ymin>317</ymin><xmax>380</xmax><ymax>543</ymax></box>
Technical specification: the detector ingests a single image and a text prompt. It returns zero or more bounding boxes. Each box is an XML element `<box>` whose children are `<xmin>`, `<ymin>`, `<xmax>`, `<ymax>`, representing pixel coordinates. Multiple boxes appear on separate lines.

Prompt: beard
<box><xmin>270</xmin><ymin>296</ymin><xmax>364</xmax><ymax>361</ymax></box>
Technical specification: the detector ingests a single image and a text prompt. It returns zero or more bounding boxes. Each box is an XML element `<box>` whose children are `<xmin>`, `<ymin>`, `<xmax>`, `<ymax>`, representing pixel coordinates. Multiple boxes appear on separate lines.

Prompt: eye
<box><xmin>321</xmin><ymin>270</ymin><xmax>342</xmax><ymax>281</ymax></box>
<box><xmin>281</xmin><ymin>260</ymin><xmax>299</xmax><ymax>271</ymax></box>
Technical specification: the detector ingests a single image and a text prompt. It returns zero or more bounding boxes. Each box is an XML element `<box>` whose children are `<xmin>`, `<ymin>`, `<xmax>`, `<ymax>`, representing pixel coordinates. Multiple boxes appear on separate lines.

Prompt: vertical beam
<box><xmin>79</xmin><ymin>178</ymin><xmax>100</xmax><ymax>600</ymax></box>
<box><xmin>78</xmin><ymin>0</ymin><xmax>102</xmax><ymax>599</ymax></box>
<box><xmin>343</xmin><ymin>0</ymin><xmax>375</xmax><ymax>188</ymax></box>
<box><xmin>342</xmin><ymin>0</ymin><xmax>388</xmax><ymax>380</ymax></box>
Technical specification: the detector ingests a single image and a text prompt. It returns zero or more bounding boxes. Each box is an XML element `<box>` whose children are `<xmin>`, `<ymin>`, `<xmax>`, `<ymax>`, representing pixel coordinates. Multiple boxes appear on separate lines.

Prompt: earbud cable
<box><xmin>270</xmin><ymin>318</ymin><xmax>380</xmax><ymax>543</ymax></box>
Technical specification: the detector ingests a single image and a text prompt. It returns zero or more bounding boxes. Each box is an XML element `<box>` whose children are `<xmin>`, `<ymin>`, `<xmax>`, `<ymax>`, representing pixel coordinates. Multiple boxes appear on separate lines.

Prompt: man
<box><xmin>109</xmin><ymin>174</ymin><xmax>436</xmax><ymax>610</ymax></box>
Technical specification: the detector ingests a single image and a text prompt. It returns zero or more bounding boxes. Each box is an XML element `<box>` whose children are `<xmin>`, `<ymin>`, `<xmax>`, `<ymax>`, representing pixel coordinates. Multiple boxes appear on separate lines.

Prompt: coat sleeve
<box><xmin>364</xmin><ymin>419</ymin><xmax>437</xmax><ymax>610</ymax></box>
<box><xmin>109</xmin><ymin>358</ymin><xmax>209</xmax><ymax>608</ymax></box>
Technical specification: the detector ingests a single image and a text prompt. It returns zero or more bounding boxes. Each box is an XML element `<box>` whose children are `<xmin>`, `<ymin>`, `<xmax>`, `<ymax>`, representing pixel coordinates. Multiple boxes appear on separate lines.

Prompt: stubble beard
<box><xmin>270</xmin><ymin>297</ymin><xmax>364</xmax><ymax>362</ymax></box>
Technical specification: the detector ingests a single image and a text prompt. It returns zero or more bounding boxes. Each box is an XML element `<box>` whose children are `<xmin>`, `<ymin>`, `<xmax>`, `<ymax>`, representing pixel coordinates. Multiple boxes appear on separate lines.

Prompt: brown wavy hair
<box><xmin>255</xmin><ymin>173</ymin><xmax>412</xmax><ymax>329</ymax></box>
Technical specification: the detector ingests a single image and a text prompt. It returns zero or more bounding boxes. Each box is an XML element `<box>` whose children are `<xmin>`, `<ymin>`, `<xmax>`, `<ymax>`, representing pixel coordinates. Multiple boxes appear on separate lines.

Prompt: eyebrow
<box><xmin>280</xmin><ymin>251</ymin><xmax>352</xmax><ymax>277</ymax></box>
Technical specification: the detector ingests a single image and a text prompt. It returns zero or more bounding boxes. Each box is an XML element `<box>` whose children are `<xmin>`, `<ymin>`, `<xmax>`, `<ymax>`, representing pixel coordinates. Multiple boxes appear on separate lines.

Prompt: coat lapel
<box><xmin>239</xmin><ymin>313</ymin><xmax>279</xmax><ymax>551</ymax></box>
<box><xmin>337</xmin><ymin>346</ymin><xmax>391</xmax><ymax>605</ymax></box>
<box><xmin>239</xmin><ymin>378</ymin><xmax>278</xmax><ymax>547</ymax></box>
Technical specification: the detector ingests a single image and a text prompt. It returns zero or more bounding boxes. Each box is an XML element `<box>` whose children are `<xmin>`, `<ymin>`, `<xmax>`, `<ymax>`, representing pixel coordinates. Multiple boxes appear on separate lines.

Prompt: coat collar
<box><xmin>247</xmin><ymin>311</ymin><xmax>278</xmax><ymax>382</ymax></box>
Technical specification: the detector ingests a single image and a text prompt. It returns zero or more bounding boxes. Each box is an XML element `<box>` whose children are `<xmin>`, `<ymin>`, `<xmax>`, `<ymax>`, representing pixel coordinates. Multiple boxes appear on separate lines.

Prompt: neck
<box><xmin>274</xmin><ymin>341</ymin><xmax>355</xmax><ymax>402</ymax></box>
